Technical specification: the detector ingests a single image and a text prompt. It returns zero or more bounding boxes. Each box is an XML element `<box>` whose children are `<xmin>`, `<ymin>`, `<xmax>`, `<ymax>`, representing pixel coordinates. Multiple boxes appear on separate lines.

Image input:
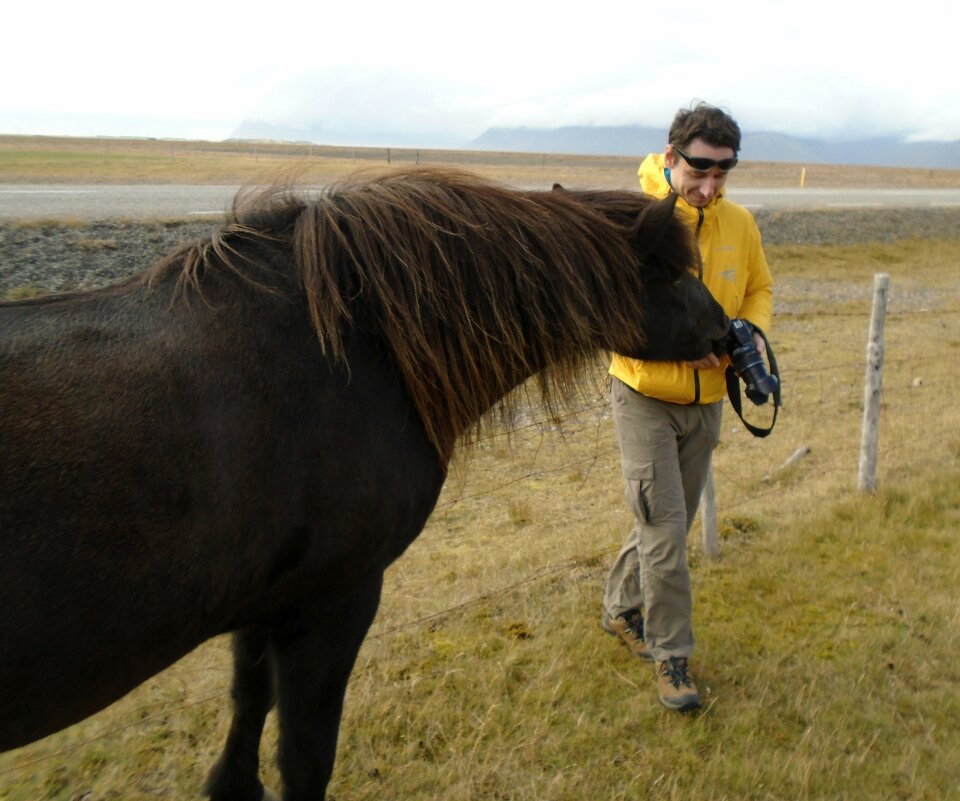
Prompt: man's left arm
<box><xmin>736</xmin><ymin>226</ymin><xmax>773</xmax><ymax>334</ymax></box>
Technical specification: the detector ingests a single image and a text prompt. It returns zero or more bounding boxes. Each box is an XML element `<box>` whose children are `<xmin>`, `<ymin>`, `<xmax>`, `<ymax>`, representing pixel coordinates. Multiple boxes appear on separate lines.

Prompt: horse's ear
<box><xmin>630</xmin><ymin>193</ymin><xmax>696</xmax><ymax>278</ymax></box>
<box><xmin>552</xmin><ymin>183</ymin><xmax>566</xmax><ymax>192</ymax></box>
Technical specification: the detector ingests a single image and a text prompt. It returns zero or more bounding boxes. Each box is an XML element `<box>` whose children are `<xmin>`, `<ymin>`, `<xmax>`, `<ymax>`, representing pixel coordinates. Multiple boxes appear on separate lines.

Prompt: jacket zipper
<box><xmin>692</xmin><ymin>208</ymin><xmax>705</xmax><ymax>404</ymax></box>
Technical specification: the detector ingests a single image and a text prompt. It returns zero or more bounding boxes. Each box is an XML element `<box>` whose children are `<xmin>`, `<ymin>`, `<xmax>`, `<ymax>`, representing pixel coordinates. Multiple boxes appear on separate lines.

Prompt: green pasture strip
<box><xmin>0</xmin><ymin>147</ymin><xmax>253</xmax><ymax>183</ymax></box>
<box><xmin>326</xmin><ymin>467</ymin><xmax>960</xmax><ymax>801</ymax></box>
<box><xmin>0</xmin><ymin>148</ymin><xmax>176</xmax><ymax>170</ymax></box>
<box><xmin>2</xmin><ymin>133</ymin><xmax>959</xmax><ymax>188</ymax></box>
<box><xmin>768</xmin><ymin>236</ymin><xmax>960</xmax><ymax>278</ymax></box>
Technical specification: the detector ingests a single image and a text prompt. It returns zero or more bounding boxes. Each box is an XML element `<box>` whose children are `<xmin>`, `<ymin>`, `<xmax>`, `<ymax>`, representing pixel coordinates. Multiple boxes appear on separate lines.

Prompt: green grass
<box><xmin>322</xmin><ymin>469</ymin><xmax>960</xmax><ymax>801</ymax></box>
<box><xmin>1</xmin><ymin>188</ymin><xmax>959</xmax><ymax>799</ymax></box>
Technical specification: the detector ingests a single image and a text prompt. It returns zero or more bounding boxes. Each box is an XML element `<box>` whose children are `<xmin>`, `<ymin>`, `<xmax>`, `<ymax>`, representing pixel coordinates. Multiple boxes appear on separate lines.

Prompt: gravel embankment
<box><xmin>0</xmin><ymin>220</ymin><xmax>218</xmax><ymax>296</ymax></box>
<box><xmin>1</xmin><ymin>207</ymin><xmax>958</xmax><ymax>297</ymax></box>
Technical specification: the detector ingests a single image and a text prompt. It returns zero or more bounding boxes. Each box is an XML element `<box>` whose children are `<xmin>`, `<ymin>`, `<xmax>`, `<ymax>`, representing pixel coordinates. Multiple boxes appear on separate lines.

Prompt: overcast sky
<box><xmin>3</xmin><ymin>0</ymin><xmax>957</xmax><ymax>145</ymax></box>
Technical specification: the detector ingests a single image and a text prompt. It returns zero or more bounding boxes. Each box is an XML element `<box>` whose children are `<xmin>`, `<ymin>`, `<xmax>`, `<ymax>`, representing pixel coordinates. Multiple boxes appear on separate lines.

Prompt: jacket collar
<box><xmin>637</xmin><ymin>153</ymin><xmax>724</xmax><ymax>225</ymax></box>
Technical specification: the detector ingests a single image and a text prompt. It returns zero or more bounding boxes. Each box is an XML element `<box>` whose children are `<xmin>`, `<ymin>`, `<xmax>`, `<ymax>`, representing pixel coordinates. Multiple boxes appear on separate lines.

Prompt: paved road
<box><xmin>0</xmin><ymin>185</ymin><xmax>243</xmax><ymax>221</ymax></box>
<box><xmin>2</xmin><ymin>184</ymin><xmax>960</xmax><ymax>220</ymax></box>
<box><xmin>728</xmin><ymin>187</ymin><xmax>960</xmax><ymax>211</ymax></box>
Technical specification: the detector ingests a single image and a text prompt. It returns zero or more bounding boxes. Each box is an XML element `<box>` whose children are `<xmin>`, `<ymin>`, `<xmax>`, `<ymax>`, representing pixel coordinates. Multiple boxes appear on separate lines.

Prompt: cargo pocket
<box><xmin>621</xmin><ymin>458</ymin><xmax>654</xmax><ymax>524</ymax></box>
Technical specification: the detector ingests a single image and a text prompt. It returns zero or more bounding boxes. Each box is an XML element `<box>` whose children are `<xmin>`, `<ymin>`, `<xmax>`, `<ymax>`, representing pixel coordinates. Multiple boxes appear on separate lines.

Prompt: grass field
<box><xmin>3</xmin><ymin>133</ymin><xmax>960</xmax><ymax>189</ymax></box>
<box><xmin>1</xmin><ymin>137</ymin><xmax>959</xmax><ymax>800</ymax></box>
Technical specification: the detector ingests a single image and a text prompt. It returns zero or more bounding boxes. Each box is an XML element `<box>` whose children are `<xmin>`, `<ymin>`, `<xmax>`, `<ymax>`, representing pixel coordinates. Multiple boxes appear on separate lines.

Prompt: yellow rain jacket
<box><xmin>609</xmin><ymin>153</ymin><xmax>773</xmax><ymax>404</ymax></box>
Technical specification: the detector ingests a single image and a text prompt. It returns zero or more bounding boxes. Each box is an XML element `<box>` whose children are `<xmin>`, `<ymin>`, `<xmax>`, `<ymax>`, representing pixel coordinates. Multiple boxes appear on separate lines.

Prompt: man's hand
<box><xmin>685</xmin><ymin>331</ymin><xmax>765</xmax><ymax>370</ymax></box>
<box><xmin>686</xmin><ymin>353</ymin><xmax>722</xmax><ymax>369</ymax></box>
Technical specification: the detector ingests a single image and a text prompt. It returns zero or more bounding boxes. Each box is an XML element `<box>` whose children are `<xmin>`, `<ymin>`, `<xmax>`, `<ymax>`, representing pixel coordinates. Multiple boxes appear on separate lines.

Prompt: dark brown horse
<box><xmin>0</xmin><ymin>168</ymin><xmax>729</xmax><ymax>800</ymax></box>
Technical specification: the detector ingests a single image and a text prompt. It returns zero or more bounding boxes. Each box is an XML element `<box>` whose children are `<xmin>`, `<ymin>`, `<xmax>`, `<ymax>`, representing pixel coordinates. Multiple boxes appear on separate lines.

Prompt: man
<box><xmin>601</xmin><ymin>102</ymin><xmax>773</xmax><ymax>711</ymax></box>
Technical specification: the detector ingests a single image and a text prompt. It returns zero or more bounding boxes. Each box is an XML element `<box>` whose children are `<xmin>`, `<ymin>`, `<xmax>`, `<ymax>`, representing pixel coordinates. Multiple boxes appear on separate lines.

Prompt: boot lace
<box><xmin>660</xmin><ymin>657</ymin><xmax>693</xmax><ymax>689</ymax></box>
<box><xmin>618</xmin><ymin>609</ymin><xmax>644</xmax><ymax>639</ymax></box>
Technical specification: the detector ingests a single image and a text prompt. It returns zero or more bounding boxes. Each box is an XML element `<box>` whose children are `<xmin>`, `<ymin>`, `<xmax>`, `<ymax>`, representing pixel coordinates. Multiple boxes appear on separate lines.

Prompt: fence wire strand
<box><xmin>5</xmin><ymin>278</ymin><xmax>957</xmax><ymax>773</ymax></box>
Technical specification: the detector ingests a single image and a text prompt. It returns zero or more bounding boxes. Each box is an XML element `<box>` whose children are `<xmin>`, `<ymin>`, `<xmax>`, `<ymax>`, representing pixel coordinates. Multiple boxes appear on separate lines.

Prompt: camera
<box><xmin>718</xmin><ymin>319</ymin><xmax>779</xmax><ymax>405</ymax></box>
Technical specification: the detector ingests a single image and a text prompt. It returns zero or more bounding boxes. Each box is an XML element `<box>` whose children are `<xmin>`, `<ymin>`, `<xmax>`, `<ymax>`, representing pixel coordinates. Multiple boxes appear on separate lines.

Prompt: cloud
<box><xmin>2</xmin><ymin>0</ymin><xmax>959</xmax><ymax>143</ymax></box>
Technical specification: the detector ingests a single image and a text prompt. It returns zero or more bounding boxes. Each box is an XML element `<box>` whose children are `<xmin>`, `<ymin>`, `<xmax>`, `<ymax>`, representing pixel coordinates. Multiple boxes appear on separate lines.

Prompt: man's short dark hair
<box><xmin>668</xmin><ymin>102</ymin><xmax>741</xmax><ymax>154</ymax></box>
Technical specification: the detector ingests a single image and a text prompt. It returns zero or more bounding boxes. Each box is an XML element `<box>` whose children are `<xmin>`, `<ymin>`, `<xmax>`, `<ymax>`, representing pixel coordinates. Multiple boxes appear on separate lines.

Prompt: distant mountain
<box><xmin>464</xmin><ymin>125</ymin><xmax>668</xmax><ymax>158</ymax></box>
<box><xmin>231</xmin><ymin>119</ymin><xmax>467</xmax><ymax>150</ymax></box>
<box><xmin>231</xmin><ymin>118</ymin><xmax>960</xmax><ymax>170</ymax></box>
<box><xmin>469</xmin><ymin>126</ymin><xmax>960</xmax><ymax>169</ymax></box>
<box><xmin>468</xmin><ymin>126</ymin><xmax>668</xmax><ymax>158</ymax></box>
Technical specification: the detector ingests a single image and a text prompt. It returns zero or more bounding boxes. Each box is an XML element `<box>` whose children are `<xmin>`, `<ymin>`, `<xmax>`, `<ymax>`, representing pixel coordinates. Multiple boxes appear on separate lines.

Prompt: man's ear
<box><xmin>663</xmin><ymin>144</ymin><xmax>677</xmax><ymax>169</ymax></box>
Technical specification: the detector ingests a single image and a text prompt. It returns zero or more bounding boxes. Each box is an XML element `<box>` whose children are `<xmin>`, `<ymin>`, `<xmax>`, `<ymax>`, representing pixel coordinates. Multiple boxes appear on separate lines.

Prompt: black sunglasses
<box><xmin>673</xmin><ymin>145</ymin><xmax>738</xmax><ymax>172</ymax></box>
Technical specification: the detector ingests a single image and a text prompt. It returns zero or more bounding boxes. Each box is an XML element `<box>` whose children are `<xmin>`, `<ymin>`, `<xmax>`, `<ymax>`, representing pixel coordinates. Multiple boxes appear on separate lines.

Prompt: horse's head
<box><xmin>554</xmin><ymin>186</ymin><xmax>730</xmax><ymax>361</ymax></box>
<box><xmin>623</xmin><ymin>193</ymin><xmax>731</xmax><ymax>359</ymax></box>
<box><xmin>620</xmin><ymin>270</ymin><xmax>730</xmax><ymax>360</ymax></box>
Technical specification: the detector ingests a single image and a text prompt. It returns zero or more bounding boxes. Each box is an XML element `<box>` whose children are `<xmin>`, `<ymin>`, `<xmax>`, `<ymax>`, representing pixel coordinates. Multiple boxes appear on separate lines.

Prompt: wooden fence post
<box><xmin>858</xmin><ymin>273</ymin><xmax>890</xmax><ymax>492</ymax></box>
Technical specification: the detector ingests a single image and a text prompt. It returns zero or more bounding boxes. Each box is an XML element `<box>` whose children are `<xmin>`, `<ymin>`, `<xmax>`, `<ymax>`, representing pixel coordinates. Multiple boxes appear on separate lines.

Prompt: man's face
<box><xmin>664</xmin><ymin>138</ymin><xmax>736</xmax><ymax>208</ymax></box>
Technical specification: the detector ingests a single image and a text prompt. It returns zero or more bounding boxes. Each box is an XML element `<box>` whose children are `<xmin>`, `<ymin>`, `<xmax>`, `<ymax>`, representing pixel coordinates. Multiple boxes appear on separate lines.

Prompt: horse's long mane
<box><xmin>146</xmin><ymin>167</ymin><xmax>693</xmax><ymax>458</ymax></box>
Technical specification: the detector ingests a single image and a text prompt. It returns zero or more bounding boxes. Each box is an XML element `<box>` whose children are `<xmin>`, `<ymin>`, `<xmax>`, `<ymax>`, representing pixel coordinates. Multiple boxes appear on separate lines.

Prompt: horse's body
<box><xmin>0</xmin><ymin>168</ymin><xmax>729</xmax><ymax>800</ymax></box>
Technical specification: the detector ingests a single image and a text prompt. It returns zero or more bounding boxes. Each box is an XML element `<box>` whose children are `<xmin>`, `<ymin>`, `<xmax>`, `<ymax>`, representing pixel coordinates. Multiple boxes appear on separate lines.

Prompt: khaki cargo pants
<box><xmin>603</xmin><ymin>377</ymin><xmax>722</xmax><ymax>662</ymax></box>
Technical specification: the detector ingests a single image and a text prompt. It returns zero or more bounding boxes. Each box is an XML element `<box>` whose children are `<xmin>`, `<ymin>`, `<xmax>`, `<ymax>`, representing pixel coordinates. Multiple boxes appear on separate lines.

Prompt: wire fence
<box><xmin>8</xmin><ymin>134</ymin><xmax>637</xmax><ymax>173</ymax></box>
<box><xmin>369</xmin><ymin>295</ymin><xmax>959</xmax><ymax>635</ymax></box>
<box><xmin>3</xmin><ymin>279</ymin><xmax>958</xmax><ymax>781</ymax></box>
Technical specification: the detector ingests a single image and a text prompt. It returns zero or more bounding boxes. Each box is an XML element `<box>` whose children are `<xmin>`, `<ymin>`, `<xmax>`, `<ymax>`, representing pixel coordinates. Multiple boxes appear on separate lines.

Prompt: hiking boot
<box><xmin>655</xmin><ymin>657</ymin><xmax>701</xmax><ymax>711</ymax></box>
<box><xmin>602</xmin><ymin>608</ymin><xmax>652</xmax><ymax>661</ymax></box>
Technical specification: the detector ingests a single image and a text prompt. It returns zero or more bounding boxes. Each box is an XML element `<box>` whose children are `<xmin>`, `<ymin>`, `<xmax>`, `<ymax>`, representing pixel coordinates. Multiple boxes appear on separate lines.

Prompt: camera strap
<box><xmin>725</xmin><ymin>325</ymin><xmax>781</xmax><ymax>438</ymax></box>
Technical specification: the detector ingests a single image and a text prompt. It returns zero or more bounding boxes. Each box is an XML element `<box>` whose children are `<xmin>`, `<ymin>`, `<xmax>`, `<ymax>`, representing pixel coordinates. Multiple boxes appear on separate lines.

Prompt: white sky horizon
<box><xmin>3</xmin><ymin>0</ymin><xmax>958</xmax><ymax>145</ymax></box>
